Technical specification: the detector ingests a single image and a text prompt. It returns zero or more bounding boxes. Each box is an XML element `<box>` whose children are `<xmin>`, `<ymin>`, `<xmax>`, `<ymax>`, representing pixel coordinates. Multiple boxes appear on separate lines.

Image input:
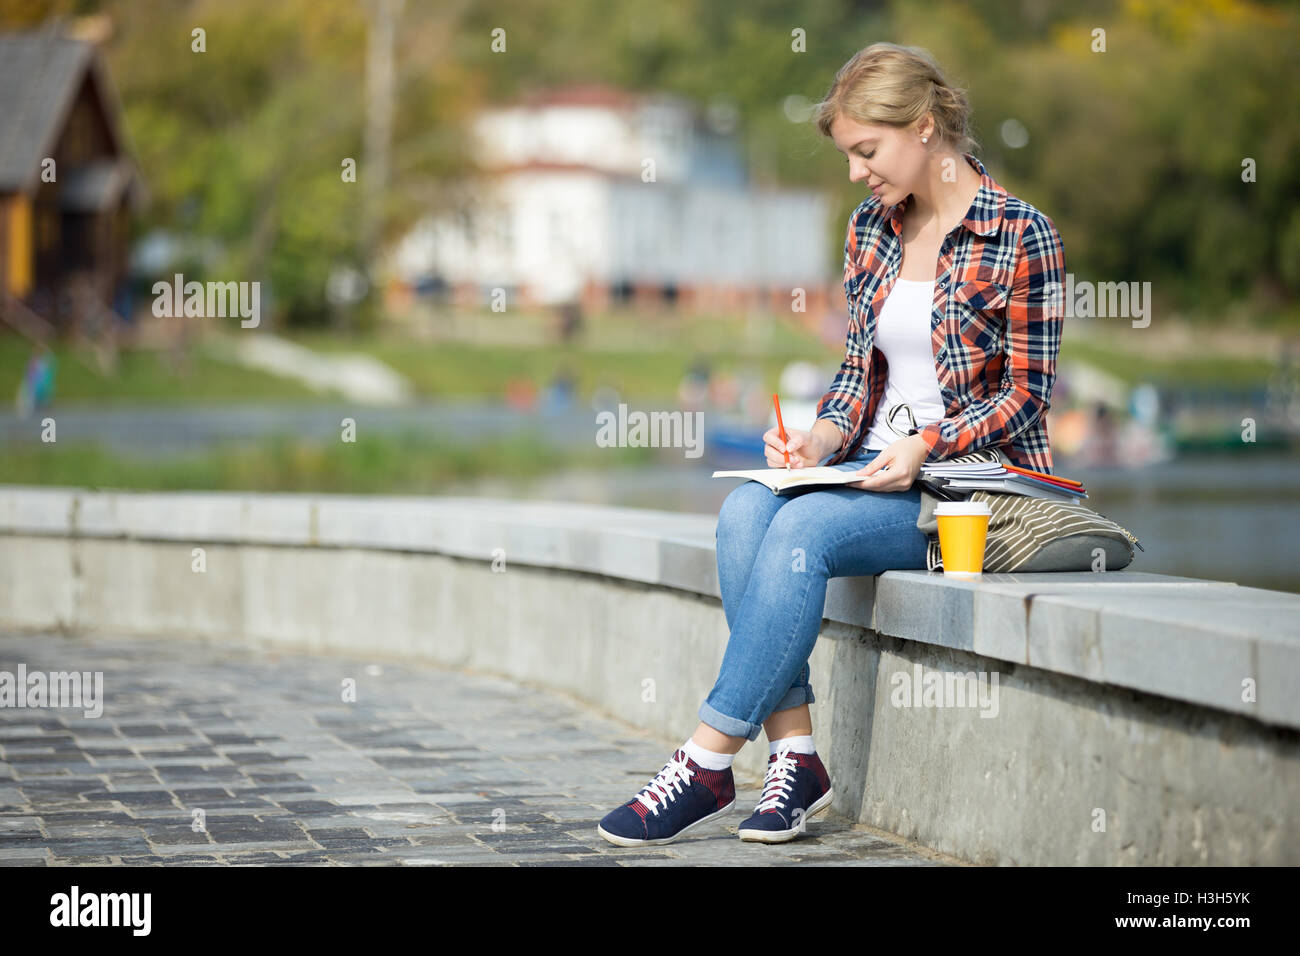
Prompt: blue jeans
<box><xmin>701</xmin><ymin>446</ymin><xmax>931</xmax><ymax>741</ymax></box>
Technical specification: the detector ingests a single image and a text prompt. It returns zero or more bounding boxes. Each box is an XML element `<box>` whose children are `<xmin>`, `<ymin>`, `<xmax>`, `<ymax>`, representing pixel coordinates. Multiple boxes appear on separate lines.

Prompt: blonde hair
<box><xmin>813</xmin><ymin>42</ymin><xmax>978</xmax><ymax>156</ymax></box>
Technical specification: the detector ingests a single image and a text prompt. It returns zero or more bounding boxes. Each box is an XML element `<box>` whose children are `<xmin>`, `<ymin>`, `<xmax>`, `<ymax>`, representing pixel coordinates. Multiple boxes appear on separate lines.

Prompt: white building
<box><xmin>389</xmin><ymin>84</ymin><xmax>832</xmax><ymax>314</ymax></box>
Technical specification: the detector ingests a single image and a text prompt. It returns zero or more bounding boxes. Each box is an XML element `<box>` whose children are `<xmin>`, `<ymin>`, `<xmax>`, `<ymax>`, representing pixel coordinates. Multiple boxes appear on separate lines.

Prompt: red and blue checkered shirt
<box><xmin>816</xmin><ymin>153</ymin><xmax>1066</xmax><ymax>474</ymax></box>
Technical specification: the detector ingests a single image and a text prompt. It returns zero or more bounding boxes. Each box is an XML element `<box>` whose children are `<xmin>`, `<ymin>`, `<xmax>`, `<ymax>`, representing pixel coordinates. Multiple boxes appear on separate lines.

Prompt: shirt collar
<box><xmin>883</xmin><ymin>152</ymin><xmax>1007</xmax><ymax>239</ymax></box>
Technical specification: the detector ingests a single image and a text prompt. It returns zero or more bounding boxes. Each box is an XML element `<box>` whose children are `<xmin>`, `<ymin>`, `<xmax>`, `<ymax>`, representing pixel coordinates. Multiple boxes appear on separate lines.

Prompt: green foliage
<box><xmin>888</xmin><ymin>0</ymin><xmax>1300</xmax><ymax>315</ymax></box>
<box><xmin>20</xmin><ymin>0</ymin><xmax>1295</xmax><ymax>325</ymax></box>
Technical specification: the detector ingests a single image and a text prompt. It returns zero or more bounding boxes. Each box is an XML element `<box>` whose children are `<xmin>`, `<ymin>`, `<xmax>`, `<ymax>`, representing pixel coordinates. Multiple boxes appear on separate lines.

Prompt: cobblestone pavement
<box><xmin>0</xmin><ymin>631</ymin><xmax>957</xmax><ymax>866</ymax></box>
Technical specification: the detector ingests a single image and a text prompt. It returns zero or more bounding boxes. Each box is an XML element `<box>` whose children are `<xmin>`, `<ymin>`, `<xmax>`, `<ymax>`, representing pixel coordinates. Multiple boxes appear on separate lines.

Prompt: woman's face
<box><xmin>830</xmin><ymin>114</ymin><xmax>927</xmax><ymax>206</ymax></box>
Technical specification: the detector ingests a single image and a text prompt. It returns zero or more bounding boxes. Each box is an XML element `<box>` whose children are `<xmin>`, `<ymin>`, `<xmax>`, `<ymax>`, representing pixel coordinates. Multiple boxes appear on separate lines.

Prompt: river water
<box><xmin>4</xmin><ymin>403</ymin><xmax>1295</xmax><ymax>592</ymax></box>
<box><xmin>449</xmin><ymin>450</ymin><xmax>1300</xmax><ymax>595</ymax></box>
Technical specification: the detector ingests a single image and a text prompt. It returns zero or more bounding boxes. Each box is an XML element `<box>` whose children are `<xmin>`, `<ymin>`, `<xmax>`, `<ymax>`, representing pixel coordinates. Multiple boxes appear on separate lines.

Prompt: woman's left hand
<box><xmin>845</xmin><ymin>433</ymin><xmax>929</xmax><ymax>493</ymax></box>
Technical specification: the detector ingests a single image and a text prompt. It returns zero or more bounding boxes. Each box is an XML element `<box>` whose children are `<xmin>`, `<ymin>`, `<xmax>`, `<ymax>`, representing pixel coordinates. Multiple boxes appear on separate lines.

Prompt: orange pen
<box><xmin>773</xmin><ymin>392</ymin><xmax>790</xmax><ymax>470</ymax></box>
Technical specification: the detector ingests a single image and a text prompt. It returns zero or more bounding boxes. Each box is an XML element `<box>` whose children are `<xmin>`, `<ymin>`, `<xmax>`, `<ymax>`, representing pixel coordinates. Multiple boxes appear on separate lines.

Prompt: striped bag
<box><xmin>914</xmin><ymin>449</ymin><xmax>1145</xmax><ymax>573</ymax></box>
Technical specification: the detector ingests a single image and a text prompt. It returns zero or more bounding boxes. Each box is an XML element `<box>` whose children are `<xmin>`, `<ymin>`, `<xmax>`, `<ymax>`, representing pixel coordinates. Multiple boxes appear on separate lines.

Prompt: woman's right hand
<box><xmin>762</xmin><ymin>426</ymin><xmax>823</xmax><ymax>469</ymax></box>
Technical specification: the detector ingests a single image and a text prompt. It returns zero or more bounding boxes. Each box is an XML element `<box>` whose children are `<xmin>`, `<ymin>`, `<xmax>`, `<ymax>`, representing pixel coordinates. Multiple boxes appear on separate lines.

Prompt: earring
<box><xmin>922</xmin><ymin>136</ymin><xmax>928</xmax><ymax>143</ymax></box>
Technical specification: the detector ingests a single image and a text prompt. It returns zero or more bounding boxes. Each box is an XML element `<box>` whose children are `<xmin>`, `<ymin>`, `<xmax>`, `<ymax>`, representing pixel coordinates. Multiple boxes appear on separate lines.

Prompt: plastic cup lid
<box><xmin>934</xmin><ymin>500</ymin><xmax>992</xmax><ymax>517</ymax></box>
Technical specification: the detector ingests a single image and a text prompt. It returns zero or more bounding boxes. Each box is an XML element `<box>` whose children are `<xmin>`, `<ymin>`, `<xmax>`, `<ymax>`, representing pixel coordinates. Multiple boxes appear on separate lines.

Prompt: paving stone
<box><xmin>305</xmin><ymin>827</ymin><xmax>372</xmax><ymax>841</ymax></box>
<box><xmin>277</xmin><ymin>799</ymin><xmax>344</xmax><ymax>814</ymax></box>
<box><xmin>1</xmin><ymin>631</ymin><xmax>950</xmax><ymax>867</ymax></box>
<box><xmin>142</xmin><ymin>824</ymin><xmax>215</xmax><ymax>846</ymax></box>
<box><xmin>7</xmin><ymin>752</ymin><xmax>92</xmax><ymax>766</ymax></box>
<box><xmin>208</xmin><ymin>828</ymin><xmax>312</xmax><ymax>846</ymax></box>
<box><xmin>70</xmin><ymin>727</ymin><xmax>122</xmax><ymax>739</ymax></box>
<box><xmin>518</xmin><ymin>857</ymin><xmax>624</xmax><ymax>866</ymax></box>
<box><xmin>153</xmin><ymin>841</ymin><xmax>311</xmax><ymax>856</ymax></box>
<box><xmin>117</xmin><ymin>724</ymin><xmax>193</xmax><ymax>736</ymax></box>
<box><xmin>0</xmin><ymin>815</ymin><xmax>42</xmax><ymax>833</ymax></box>
<box><xmin>45</xmin><ymin>824</ymin><xmax>147</xmax><ymax>840</ymax></box>
<box><xmin>0</xmin><ymin>836</ymin><xmax>50</xmax><ymax>851</ymax></box>
<box><xmin>102</xmin><ymin>774</ymin><xmax>156</xmax><ymax>786</ymax></box>
<box><xmin>118</xmin><ymin>855</ymin><xmax>224</xmax><ymax>865</ymax></box>
<box><xmin>35</xmin><ymin>810</ymin><xmax>138</xmax><ymax>826</ymax></box>
<box><xmin>106</xmin><ymin>790</ymin><xmax>182</xmax><ymax>808</ymax></box>
<box><xmin>46</xmin><ymin>837</ymin><xmax>154</xmax><ymax>857</ymax></box>
<box><xmin>170</xmin><ymin>787</ymin><xmax>234</xmax><ymax>801</ymax></box>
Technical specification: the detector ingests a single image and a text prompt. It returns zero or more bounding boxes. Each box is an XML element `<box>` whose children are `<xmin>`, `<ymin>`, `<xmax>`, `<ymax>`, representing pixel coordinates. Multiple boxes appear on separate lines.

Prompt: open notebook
<box><xmin>711</xmin><ymin>448</ymin><xmax>1085</xmax><ymax>500</ymax></box>
<box><xmin>711</xmin><ymin>465</ymin><xmax>880</xmax><ymax>494</ymax></box>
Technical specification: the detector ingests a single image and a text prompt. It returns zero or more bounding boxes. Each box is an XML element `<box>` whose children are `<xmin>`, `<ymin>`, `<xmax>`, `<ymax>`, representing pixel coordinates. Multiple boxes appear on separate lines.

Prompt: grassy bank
<box><xmin>2</xmin><ymin>305</ymin><xmax>1289</xmax><ymax>410</ymax></box>
<box><xmin>1058</xmin><ymin>339</ymin><xmax>1280</xmax><ymax>390</ymax></box>
<box><xmin>0</xmin><ymin>430</ymin><xmax>654</xmax><ymax>494</ymax></box>
<box><xmin>0</xmin><ymin>336</ymin><xmax>323</xmax><ymax>405</ymax></box>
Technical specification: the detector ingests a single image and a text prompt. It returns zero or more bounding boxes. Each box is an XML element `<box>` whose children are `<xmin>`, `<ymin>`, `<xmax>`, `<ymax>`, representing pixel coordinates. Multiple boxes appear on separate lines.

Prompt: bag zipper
<box><xmin>1095</xmin><ymin>512</ymin><xmax>1145</xmax><ymax>552</ymax></box>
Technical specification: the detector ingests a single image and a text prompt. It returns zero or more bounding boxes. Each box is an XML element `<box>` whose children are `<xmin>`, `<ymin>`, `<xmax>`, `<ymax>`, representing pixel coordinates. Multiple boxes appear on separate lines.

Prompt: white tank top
<box><xmin>863</xmin><ymin>277</ymin><xmax>947</xmax><ymax>451</ymax></box>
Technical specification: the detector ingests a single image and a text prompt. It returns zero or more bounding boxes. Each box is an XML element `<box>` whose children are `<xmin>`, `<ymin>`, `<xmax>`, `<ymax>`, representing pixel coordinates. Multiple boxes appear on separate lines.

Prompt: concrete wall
<box><xmin>1</xmin><ymin>485</ymin><xmax>1297</xmax><ymax>864</ymax></box>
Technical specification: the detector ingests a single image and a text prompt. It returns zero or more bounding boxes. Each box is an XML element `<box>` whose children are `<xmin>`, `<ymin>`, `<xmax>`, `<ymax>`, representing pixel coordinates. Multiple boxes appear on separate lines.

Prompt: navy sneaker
<box><xmin>597</xmin><ymin>748</ymin><xmax>736</xmax><ymax>846</ymax></box>
<box><xmin>736</xmin><ymin>743</ymin><xmax>833</xmax><ymax>843</ymax></box>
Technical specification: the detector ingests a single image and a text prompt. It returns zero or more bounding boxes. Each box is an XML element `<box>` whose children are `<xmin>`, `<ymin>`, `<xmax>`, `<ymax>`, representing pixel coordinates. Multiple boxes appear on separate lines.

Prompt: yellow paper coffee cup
<box><xmin>934</xmin><ymin>500</ymin><xmax>992</xmax><ymax>577</ymax></box>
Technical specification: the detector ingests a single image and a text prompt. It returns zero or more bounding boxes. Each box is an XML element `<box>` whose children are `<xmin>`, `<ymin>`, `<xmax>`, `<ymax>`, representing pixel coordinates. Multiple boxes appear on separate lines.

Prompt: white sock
<box><xmin>681</xmin><ymin>737</ymin><xmax>734</xmax><ymax>771</ymax></box>
<box><xmin>769</xmin><ymin>734</ymin><xmax>816</xmax><ymax>756</ymax></box>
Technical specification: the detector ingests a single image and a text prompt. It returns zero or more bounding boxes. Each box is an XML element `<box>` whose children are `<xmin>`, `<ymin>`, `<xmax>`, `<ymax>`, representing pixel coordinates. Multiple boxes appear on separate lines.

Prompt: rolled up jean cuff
<box><xmin>697</xmin><ymin>683</ymin><xmax>816</xmax><ymax>742</ymax></box>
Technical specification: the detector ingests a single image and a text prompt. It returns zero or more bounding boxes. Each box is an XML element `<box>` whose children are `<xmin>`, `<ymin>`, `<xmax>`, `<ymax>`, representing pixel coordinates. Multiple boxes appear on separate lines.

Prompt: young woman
<box><xmin>598</xmin><ymin>42</ymin><xmax>1065</xmax><ymax>847</ymax></box>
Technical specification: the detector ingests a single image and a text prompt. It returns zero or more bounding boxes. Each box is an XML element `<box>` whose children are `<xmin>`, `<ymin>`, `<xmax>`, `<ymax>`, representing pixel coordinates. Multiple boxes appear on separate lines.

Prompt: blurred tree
<box><xmin>4</xmin><ymin>0</ymin><xmax>1292</xmax><ymax>325</ymax></box>
<box><xmin>889</xmin><ymin>0</ymin><xmax>1299</xmax><ymax>316</ymax></box>
<box><xmin>91</xmin><ymin>0</ymin><xmax>476</xmax><ymax>326</ymax></box>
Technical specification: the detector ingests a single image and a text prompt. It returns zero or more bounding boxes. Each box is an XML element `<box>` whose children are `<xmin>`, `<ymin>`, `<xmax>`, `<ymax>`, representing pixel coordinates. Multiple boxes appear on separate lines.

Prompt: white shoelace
<box><xmin>755</xmin><ymin>745</ymin><xmax>800</xmax><ymax>813</ymax></box>
<box><xmin>634</xmin><ymin>752</ymin><xmax>695</xmax><ymax>816</ymax></box>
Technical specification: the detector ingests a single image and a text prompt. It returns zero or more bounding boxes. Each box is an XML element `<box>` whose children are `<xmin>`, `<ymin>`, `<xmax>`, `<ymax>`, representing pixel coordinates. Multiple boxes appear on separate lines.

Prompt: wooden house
<box><xmin>0</xmin><ymin>26</ymin><xmax>144</xmax><ymax>330</ymax></box>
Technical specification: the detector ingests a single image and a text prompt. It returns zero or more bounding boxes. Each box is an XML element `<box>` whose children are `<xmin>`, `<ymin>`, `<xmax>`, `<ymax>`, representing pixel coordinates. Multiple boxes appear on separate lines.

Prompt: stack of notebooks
<box><xmin>919</xmin><ymin>459</ymin><xmax>1087</xmax><ymax>503</ymax></box>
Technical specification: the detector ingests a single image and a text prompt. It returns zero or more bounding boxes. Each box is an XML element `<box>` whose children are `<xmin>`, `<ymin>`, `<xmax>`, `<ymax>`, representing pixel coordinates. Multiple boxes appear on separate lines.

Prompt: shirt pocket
<box><xmin>950</xmin><ymin>279</ymin><xmax>1010</xmax><ymax>353</ymax></box>
<box><xmin>843</xmin><ymin>264</ymin><xmax>868</xmax><ymax>305</ymax></box>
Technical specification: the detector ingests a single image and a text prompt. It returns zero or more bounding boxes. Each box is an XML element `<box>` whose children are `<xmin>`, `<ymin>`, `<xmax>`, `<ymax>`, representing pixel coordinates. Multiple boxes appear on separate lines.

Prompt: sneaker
<box><xmin>736</xmin><ymin>743</ymin><xmax>833</xmax><ymax>843</ymax></box>
<box><xmin>597</xmin><ymin>747</ymin><xmax>736</xmax><ymax>846</ymax></box>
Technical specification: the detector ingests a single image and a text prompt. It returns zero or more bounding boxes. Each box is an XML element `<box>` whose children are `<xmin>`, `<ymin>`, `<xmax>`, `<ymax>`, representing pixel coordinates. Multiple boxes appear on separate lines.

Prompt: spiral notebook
<box><xmin>920</xmin><ymin>454</ymin><xmax>1088</xmax><ymax>502</ymax></box>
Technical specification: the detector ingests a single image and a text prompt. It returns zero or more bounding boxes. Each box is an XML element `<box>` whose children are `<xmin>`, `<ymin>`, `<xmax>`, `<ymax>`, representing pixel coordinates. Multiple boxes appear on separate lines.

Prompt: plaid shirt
<box><xmin>816</xmin><ymin>153</ymin><xmax>1066</xmax><ymax>474</ymax></box>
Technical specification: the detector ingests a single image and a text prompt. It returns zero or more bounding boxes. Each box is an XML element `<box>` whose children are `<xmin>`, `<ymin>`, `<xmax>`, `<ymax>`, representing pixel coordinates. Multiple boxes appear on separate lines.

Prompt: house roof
<box><xmin>0</xmin><ymin>28</ymin><xmax>137</xmax><ymax>197</ymax></box>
